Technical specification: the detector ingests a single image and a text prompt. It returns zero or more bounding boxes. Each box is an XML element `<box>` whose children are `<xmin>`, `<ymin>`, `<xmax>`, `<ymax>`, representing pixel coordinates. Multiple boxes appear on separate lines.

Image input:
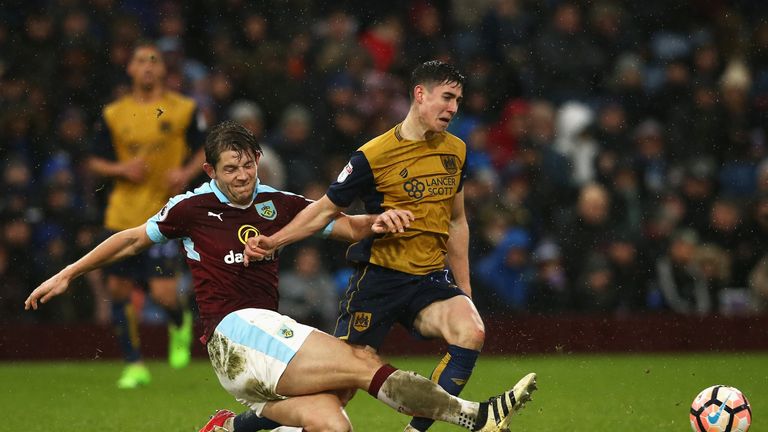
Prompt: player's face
<box><xmin>127</xmin><ymin>46</ymin><xmax>166</xmax><ymax>90</ymax></box>
<box><xmin>417</xmin><ymin>81</ymin><xmax>463</xmax><ymax>132</ymax></box>
<box><xmin>210</xmin><ymin>150</ymin><xmax>260</xmax><ymax>205</ymax></box>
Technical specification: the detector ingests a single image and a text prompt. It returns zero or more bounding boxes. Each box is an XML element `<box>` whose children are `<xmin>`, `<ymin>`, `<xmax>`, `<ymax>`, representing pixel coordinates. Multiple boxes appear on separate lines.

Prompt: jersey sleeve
<box><xmin>326</xmin><ymin>151</ymin><xmax>373</xmax><ymax>208</ymax></box>
<box><xmin>91</xmin><ymin>116</ymin><xmax>116</xmax><ymax>160</ymax></box>
<box><xmin>145</xmin><ymin>194</ymin><xmax>192</xmax><ymax>243</ymax></box>
<box><xmin>280</xmin><ymin>192</ymin><xmax>312</xmax><ymax>220</ymax></box>
<box><xmin>457</xmin><ymin>158</ymin><xmax>467</xmax><ymax>192</ymax></box>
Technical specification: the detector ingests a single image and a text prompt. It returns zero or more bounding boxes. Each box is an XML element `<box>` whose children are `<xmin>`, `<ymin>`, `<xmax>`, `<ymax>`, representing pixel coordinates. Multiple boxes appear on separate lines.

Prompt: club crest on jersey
<box><xmin>337</xmin><ymin>162</ymin><xmax>353</xmax><ymax>183</ymax></box>
<box><xmin>156</xmin><ymin>205</ymin><xmax>169</xmax><ymax>222</ymax></box>
<box><xmin>352</xmin><ymin>312</ymin><xmax>372</xmax><ymax>332</ymax></box>
<box><xmin>237</xmin><ymin>224</ymin><xmax>260</xmax><ymax>244</ymax></box>
<box><xmin>441</xmin><ymin>155</ymin><xmax>458</xmax><ymax>174</ymax></box>
<box><xmin>255</xmin><ymin>200</ymin><xmax>277</xmax><ymax>220</ymax></box>
<box><xmin>278</xmin><ymin>324</ymin><xmax>294</xmax><ymax>338</ymax></box>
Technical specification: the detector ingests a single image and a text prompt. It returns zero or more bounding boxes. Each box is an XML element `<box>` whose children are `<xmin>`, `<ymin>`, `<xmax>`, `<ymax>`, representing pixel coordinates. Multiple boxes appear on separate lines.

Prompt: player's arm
<box><xmin>446</xmin><ymin>189</ymin><xmax>472</xmax><ymax>297</ymax></box>
<box><xmin>24</xmin><ymin>224</ymin><xmax>154</xmax><ymax>310</ymax></box>
<box><xmin>167</xmin><ymin>108</ymin><xmax>207</xmax><ymax>193</ymax></box>
<box><xmin>87</xmin><ymin>117</ymin><xmax>146</xmax><ymax>183</ymax></box>
<box><xmin>327</xmin><ymin>209</ymin><xmax>415</xmax><ymax>242</ymax></box>
<box><xmin>244</xmin><ymin>195</ymin><xmax>343</xmax><ymax>266</ymax></box>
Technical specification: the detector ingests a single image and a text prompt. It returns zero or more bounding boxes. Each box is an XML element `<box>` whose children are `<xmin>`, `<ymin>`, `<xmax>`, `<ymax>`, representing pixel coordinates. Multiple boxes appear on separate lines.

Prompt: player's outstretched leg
<box><xmin>368</xmin><ymin>366</ymin><xmax>536</xmax><ymax>431</ymax></box>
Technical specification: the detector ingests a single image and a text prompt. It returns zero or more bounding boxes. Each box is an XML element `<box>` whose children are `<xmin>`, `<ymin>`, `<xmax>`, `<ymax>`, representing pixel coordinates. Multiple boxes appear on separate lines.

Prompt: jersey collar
<box><xmin>209</xmin><ymin>179</ymin><xmax>260</xmax><ymax>209</ymax></box>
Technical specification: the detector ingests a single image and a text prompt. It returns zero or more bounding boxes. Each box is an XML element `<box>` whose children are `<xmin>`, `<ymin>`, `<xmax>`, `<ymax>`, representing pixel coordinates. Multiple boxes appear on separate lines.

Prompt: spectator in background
<box><xmin>533</xmin><ymin>2</ymin><xmax>606</xmax><ymax>101</ymax></box>
<box><xmin>519</xmin><ymin>100</ymin><xmax>572</xmax><ymax>232</ymax></box>
<box><xmin>718</xmin><ymin>60</ymin><xmax>763</xmax><ymax>197</ymax></box>
<box><xmin>574</xmin><ymin>253</ymin><xmax>618</xmax><ymax>313</ymax></box>
<box><xmin>271</xmin><ymin>104</ymin><xmax>320</xmax><ymax>192</ymax></box>
<box><xmin>748</xmin><ymin>255</ymin><xmax>768</xmax><ymax>313</ymax></box>
<box><xmin>311</xmin><ymin>9</ymin><xmax>359</xmax><ymax>76</ymax></box>
<box><xmin>679</xmin><ymin>157</ymin><xmax>718</xmax><ymax>234</ymax></box>
<box><xmin>607</xmin><ymin>53</ymin><xmax>650</xmax><ymax>123</ymax></box>
<box><xmin>527</xmin><ymin>239</ymin><xmax>569</xmax><ymax>313</ymax></box>
<box><xmin>476</xmin><ymin>227</ymin><xmax>534</xmax><ymax>313</ymax></box>
<box><xmin>228</xmin><ymin>100</ymin><xmax>286</xmax><ymax>190</ymax></box>
<box><xmin>632</xmin><ymin>119</ymin><xmax>669</xmax><ymax>196</ymax></box>
<box><xmin>0</xmin><ymin>217</ymin><xmax>34</xmax><ymax>322</ymax></box>
<box><xmin>558</xmin><ymin>183</ymin><xmax>614</xmax><ymax>284</ymax></box>
<box><xmin>358</xmin><ymin>14</ymin><xmax>404</xmax><ymax>72</ymax></box>
<box><xmin>554</xmin><ymin>101</ymin><xmax>597</xmax><ymax>186</ymax></box>
<box><xmin>487</xmin><ymin>98</ymin><xmax>529</xmax><ymax>170</ymax></box>
<box><xmin>702</xmin><ymin>198</ymin><xmax>751</xmax><ymax>288</ymax></box>
<box><xmin>605</xmin><ymin>231</ymin><xmax>648</xmax><ymax>311</ymax></box>
<box><xmin>655</xmin><ymin>229</ymin><xmax>711</xmax><ymax>314</ymax></box>
<box><xmin>694</xmin><ymin>243</ymin><xmax>731</xmax><ymax>313</ymax></box>
<box><xmin>278</xmin><ymin>243</ymin><xmax>339</xmax><ymax>333</ymax></box>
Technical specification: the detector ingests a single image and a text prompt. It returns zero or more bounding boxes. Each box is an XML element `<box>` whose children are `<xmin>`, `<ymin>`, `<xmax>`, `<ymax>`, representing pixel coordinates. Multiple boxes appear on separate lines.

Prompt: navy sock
<box><xmin>233</xmin><ymin>410</ymin><xmax>281</xmax><ymax>431</ymax></box>
<box><xmin>111</xmin><ymin>301</ymin><xmax>142</xmax><ymax>363</ymax></box>
<box><xmin>409</xmin><ymin>345</ymin><xmax>479</xmax><ymax>431</ymax></box>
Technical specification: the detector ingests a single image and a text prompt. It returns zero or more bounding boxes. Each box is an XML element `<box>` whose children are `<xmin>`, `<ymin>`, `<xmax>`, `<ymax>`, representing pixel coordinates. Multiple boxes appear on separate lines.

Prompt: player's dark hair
<box><xmin>204</xmin><ymin>120</ymin><xmax>262</xmax><ymax>166</ymax></box>
<box><xmin>409</xmin><ymin>60</ymin><xmax>465</xmax><ymax>100</ymax></box>
<box><xmin>131</xmin><ymin>39</ymin><xmax>164</xmax><ymax>61</ymax></box>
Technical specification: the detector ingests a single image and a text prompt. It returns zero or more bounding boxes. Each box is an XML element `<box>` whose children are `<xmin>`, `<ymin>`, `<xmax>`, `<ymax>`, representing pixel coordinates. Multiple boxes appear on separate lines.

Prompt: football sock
<box><xmin>112</xmin><ymin>300</ymin><xmax>141</xmax><ymax>363</ymax></box>
<box><xmin>409</xmin><ymin>345</ymin><xmax>479</xmax><ymax>431</ymax></box>
<box><xmin>368</xmin><ymin>365</ymin><xmax>479</xmax><ymax>430</ymax></box>
<box><xmin>233</xmin><ymin>410</ymin><xmax>280</xmax><ymax>431</ymax></box>
<box><xmin>163</xmin><ymin>303</ymin><xmax>185</xmax><ymax>327</ymax></box>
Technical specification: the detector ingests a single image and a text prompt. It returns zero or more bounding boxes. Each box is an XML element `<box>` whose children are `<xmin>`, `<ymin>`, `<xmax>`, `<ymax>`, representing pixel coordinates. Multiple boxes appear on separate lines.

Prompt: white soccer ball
<box><xmin>690</xmin><ymin>385</ymin><xmax>751</xmax><ymax>432</ymax></box>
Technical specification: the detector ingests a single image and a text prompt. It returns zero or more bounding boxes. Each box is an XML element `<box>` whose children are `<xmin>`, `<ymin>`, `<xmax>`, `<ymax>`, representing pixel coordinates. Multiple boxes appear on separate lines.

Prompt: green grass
<box><xmin>1</xmin><ymin>353</ymin><xmax>764</xmax><ymax>431</ymax></box>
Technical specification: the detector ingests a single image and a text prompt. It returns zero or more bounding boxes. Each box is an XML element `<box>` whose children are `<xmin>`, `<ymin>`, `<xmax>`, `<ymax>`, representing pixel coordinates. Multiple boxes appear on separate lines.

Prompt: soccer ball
<box><xmin>690</xmin><ymin>385</ymin><xmax>751</xmax><ymax>432</ymax></box>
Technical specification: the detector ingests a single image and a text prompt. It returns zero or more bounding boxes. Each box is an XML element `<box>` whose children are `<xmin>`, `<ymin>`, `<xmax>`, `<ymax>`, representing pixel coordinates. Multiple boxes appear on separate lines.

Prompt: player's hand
<box><xmin>24</xmin><ymin>273</ymin><xmax>71</xmax><ymax>310</ymax></box>
<box><xmin>372</xmin><ymin>209</ymin><xmax>414</xmax><ymax>234</ymax></box>
<box><xmin>120</xmin><ymin>158</ymin><xmax>147</xmax><ymax>183</ymax></box>
<box><xmin>243</xmin><ymin>235</ymin><xmax>276</xmax><ymax>267</ymax></box>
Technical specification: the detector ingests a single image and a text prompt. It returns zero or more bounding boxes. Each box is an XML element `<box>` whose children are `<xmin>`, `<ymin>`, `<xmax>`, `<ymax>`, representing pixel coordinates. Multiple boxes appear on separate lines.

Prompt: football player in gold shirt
<box><xmin>88</xmin><ymin>41</ymin><xmax>205</xmax><ymax>389</ymax></box>
<box><xmin>244</xmin><ymin>61</ymin><xmax>536</xmax><ymax>432</ymax></box>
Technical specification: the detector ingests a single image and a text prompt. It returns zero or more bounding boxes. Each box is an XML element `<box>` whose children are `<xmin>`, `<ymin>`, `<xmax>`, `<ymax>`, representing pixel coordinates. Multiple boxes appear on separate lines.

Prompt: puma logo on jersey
<box><xmin>207</xmin><ymin>211</ymin><xmax>223</xmax><ymax>221</ymax></box>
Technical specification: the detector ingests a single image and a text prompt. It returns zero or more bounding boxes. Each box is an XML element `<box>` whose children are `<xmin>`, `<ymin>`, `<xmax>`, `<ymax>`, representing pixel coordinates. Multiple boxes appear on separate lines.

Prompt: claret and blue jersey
<box><xmin>145</xmin><ymin>180</ymin><xmax>311</xmax><ymax>343</ymax></box>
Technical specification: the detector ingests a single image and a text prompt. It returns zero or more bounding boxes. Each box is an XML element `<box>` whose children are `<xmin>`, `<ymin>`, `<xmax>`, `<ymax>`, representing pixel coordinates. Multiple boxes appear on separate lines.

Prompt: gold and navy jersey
<box><xmin>95</xmin><ymin>91</ymin><xmax>199</xmax><ymax>230</ymax></box>
<box><xmin>327</xmin><ymin>124</ymin><xmax>467</xmax><ymax>275</ymax></box>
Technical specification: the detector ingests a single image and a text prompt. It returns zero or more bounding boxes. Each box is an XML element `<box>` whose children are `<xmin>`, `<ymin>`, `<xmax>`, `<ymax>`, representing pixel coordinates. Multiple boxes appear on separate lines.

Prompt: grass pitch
<box><xmin>1</xmin><ymin>353</ymin><xmax>764</xmax><ymax>431</ymax></box>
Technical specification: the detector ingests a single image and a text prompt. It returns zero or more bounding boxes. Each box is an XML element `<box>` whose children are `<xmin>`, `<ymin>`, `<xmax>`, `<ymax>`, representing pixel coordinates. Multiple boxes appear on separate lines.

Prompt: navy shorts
<box><xmin>102</xmin><ymin>230</ymin><xmax>183</xmax><ymax>286</ymax></box>
<box><xmin>333</xmin><ymin>264</ymin><xmax>467</xmax><ymax>349</ymax></box>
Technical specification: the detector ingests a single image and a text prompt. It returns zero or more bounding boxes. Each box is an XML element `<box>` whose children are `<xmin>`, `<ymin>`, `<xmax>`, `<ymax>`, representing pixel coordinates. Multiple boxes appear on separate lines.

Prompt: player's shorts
<box><xmin>207</xmin><ymin>308</ymin><xmax>315</xmax><ymax>416</ymax></box>
<box><xmin>101</xmin><ymin>230</ymin><xmax>183</xmax><ymax>284</ymax></box>
<box><xmin>333</xmin><ymin>264</ymin><xmax>467</xmax><ymax>349</ymax></box>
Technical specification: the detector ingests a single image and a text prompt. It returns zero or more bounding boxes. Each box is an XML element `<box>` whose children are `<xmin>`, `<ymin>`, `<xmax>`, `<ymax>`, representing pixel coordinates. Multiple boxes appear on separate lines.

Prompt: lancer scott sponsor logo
<box><xmin>403</xmin><ymin>175</ymin><xmax>457</xmax><ymax>200</ymax></box>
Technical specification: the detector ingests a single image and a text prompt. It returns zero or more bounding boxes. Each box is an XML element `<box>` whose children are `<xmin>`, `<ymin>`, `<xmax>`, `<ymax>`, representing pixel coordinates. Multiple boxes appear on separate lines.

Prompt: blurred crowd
<box><xmin>2</xmin><ymin>0</ymin><xmax>768</xmax><ymax>329</ymax></box>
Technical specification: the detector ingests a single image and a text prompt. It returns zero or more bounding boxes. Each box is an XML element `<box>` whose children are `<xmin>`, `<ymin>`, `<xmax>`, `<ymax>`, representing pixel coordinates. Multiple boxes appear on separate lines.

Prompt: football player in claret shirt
<box><xmin>244</xmin><ymin>60</ymin><xmax>538</xmax><ymax>432</ymax></box>
<box><xmin>26</xmin><ymin>120</ymin><xmax>536</xmax><ymax>432</ymax></box>
<box><xmin>87</xmin><ymin>40</ymin><xmax>205</xmax><ymax>388</ymax></box>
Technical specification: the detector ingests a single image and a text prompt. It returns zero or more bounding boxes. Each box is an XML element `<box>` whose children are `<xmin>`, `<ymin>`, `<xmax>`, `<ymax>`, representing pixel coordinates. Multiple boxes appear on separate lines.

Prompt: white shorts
<box><xmin>207</xmin><ymin>308</ymin><xmax>315</xmax><ymax>415</ymax></box>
